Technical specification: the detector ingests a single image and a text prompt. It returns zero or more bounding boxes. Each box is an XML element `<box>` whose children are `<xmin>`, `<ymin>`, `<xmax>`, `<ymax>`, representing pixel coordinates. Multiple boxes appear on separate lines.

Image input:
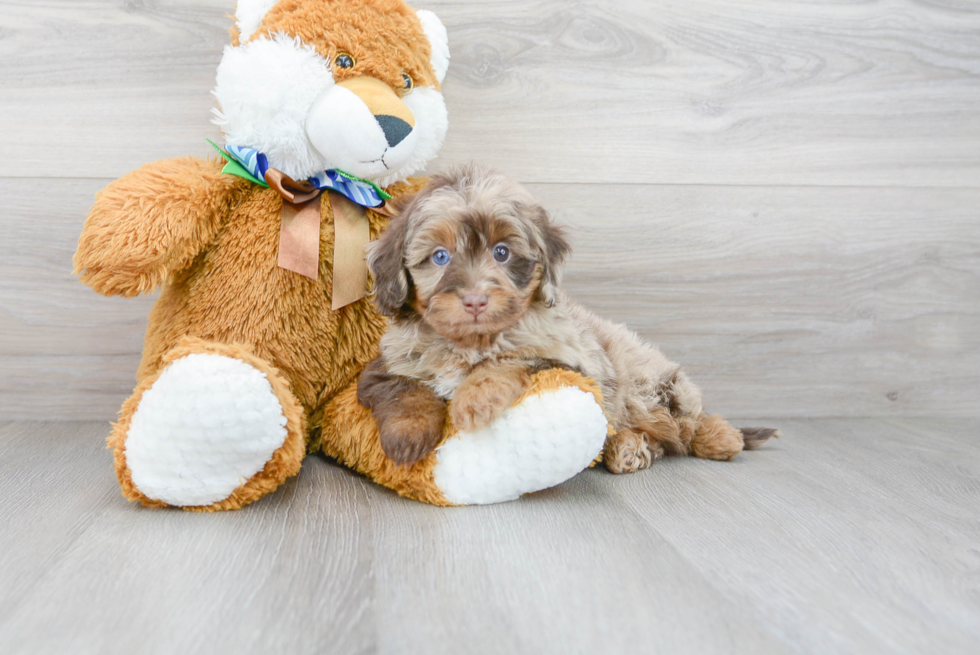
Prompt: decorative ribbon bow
<box><xmin>209</xmin><ymin>140</ymin><xmax>393</xmax><ymax>310</ymax></box>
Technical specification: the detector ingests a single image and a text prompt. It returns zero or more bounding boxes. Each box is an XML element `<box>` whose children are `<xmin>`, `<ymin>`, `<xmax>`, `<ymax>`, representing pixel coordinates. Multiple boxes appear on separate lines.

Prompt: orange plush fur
<box><xmin>318</xmin><ymin>368</ymin><xmax>608</xmax><ymax>506</ymax></box>
<box><xmin>233</xmin><ymin>0</ymin><xmax>442</xmax><ymax>93</ymax></box>
<box><xmin>74</xmin><ymin>1</ymin><xmax>440</xmax><ymax>510</ymax></box>
<box><xmin>76</xmin><ymin>156</ymin><xmax>427</xmax><ymax>509</ymax></box>
<box><xmin>75</xmin><ymin>0</ymin><xmax>612</xmax><ymax>509</ymax></box>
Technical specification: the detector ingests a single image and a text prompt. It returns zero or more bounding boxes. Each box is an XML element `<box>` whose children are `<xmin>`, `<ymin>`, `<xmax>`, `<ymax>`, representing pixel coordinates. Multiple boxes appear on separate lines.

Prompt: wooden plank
<box><xmin>602</xmin><ymin>417</ymin><xmax>980</xmax><ymax>654</ymax></box>
<box><xmin>0</xmin><ymin>423</ymin><xmax>379</xmax><ymax>655</ymax></box>
<box><xmin>0</xmin><ymin>177</ymin><xmax>152</xmax><ymax>420</ymax></box>
<box><xmin>538</xmin><ymin>183</ymin><xmax>980</xmax><ymax>419</ymax></box>
<box><xmin>368</xmin><ymin>472</ymin><xmax>791</xmax><ymax>655</ymax></box>
<box><xmin>2</xmin><ymin>419</ymin><xmax>977</xmax><ymax>654</ymax></box>
<box><xmin>0</xmin><ymin>355</ymin><xmax>145</xmax><ymax>420</ymax></box>
<box><xmin>2</xmin><ymin>178</ymin><xmax>977</xmax><ymax>419</ymax></box>
<box><xmin>1</xmin><ymin>1</ymin><xmax>978</xmax><ymax>186</ymax></box>
<box><xmin>0</xmin><ymin>422</ymin><xmax>118</xmax><ymax>619</ymax></box>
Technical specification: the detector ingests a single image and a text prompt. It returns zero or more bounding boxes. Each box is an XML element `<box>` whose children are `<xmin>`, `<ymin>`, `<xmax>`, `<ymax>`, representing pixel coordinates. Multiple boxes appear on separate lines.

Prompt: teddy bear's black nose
<box><xmin>375</xmin><ymin>115</ymin><xmax>412</xmax><ymax>147</ymax></box>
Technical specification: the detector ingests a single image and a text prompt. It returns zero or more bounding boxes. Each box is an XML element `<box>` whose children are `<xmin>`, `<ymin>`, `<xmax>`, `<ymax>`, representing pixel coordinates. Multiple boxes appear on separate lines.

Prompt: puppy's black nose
<box><xmin>375</xmin><ymin>115</ymin><xmax>412</xmax><ymax>147</ymax></box>
<box><xmin>462</xmin><ymin>293</ymin><xmax>489</xmax><ymax>317</ymax></box>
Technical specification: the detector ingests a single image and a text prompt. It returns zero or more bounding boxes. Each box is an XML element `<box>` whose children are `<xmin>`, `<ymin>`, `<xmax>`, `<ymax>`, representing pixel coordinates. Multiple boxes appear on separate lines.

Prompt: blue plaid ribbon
<box><xmin>223</xmin><ymin>144</ymin><xmax>391</xmax><ymax>208</ymax></box>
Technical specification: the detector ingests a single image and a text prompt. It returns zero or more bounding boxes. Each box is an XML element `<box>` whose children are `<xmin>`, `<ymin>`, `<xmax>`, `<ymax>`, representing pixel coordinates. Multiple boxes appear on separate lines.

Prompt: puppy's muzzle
<box><xmin>461</xmin><ymin>293</ymin><xmax>489</xmax><ymax>318</ymax></box>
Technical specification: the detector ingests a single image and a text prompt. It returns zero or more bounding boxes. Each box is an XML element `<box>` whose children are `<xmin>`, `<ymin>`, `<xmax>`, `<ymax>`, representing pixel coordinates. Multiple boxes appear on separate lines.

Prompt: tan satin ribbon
<box><xmin>330</xmin><ymin>194</ymin><xmax>371</xmax><ymax>310</ymax></box>
<box><xmin>265</xmin><ymin>168</ymin><xmax>376</xmax><ymax>311</ymax></box>
<box><xmin>268</xmin><ymin>169</ymin><xmax>322</xmax><ymax>280</ymax></box>
<box><xmin>277</xmin><ymin>196</ymin><xmax>322</xmax><ymax>280</ymax></box>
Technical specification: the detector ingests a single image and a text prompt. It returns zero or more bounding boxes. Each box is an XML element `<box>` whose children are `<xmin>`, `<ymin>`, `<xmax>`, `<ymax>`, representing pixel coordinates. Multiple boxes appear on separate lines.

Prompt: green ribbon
<box><xmin>207</xmin><ymin>138</ymin><xmax>268</xmax><ymax>187</ymax></box>
<box><xmin>206</xmin><ymin>139</ymin><xmax>392</xmax><ymax>201</ymax></box>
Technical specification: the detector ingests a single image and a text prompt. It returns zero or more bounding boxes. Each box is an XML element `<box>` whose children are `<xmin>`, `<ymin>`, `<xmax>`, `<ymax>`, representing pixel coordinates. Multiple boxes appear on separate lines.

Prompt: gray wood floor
<box><xmin>0</xmin><ymin>419</ymin><xmax>977</xmax><ymax>654</ymax></box>
<box><xmin>2</xmin><ymin>0</ymin><xmax>978</xmax><ymax>420</ymax></box>
<box><xmin>2</xmin><ymin>1</ymin><xmax>979</xmax><ymax>653</ymax></box>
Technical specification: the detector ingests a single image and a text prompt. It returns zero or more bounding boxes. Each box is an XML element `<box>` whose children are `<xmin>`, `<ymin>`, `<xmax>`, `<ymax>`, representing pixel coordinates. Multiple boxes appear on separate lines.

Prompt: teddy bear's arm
<box><xmin>74</xmin><ymin>157</ymin><xmax>249</xmax><ymax>297</ymax></box>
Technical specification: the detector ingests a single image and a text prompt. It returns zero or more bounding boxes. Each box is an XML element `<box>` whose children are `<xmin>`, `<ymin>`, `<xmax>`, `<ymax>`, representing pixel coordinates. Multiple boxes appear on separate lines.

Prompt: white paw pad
<box><xmin>125</xmin><ymin>354</ymin><xmax>289</xmax><ymax>507</ymax></box>
<box><xmin>433</xmin><ymin>386</ymin><xmax>608</xmax><ymax>505</ymax></box>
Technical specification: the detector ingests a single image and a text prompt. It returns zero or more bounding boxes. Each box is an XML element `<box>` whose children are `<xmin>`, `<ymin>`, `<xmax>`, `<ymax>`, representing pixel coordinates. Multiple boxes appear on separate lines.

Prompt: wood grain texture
<box><xmin>601</xmin><ymin>417</ymin><xmax>980</xmax><ymax>654</ymax></box>
<box><xmin>3</xmin><ymin>1</ymin><xmax>979</xmax><ymax>653</ymax></box>
<box><xmin>1</xmin><ymin>1</ymin><xmax>979</xmax><ymax>185</ymax></box>
<box><xmin>0</xmin><ymin>422</ymin><xmax>378</xmax><ymax>655</ymax></box>
<box><xmin>1</xmin><ymin>419</ymin><xmax>978</xmax><ymax>654</ymax></box>
<box><xmin>3</xmin><ymin>178</ymin><xmax>977</xmax><ymax>419</ymax></box>
<box><xmin>0</xmin><ymin>3</ymin><xmax>978</xmax><ymax>416</ymax></box>
<box><xmin>368</xmin><ymin>475</ymin><xmax>789</xmax><ymax>655</ymax></box>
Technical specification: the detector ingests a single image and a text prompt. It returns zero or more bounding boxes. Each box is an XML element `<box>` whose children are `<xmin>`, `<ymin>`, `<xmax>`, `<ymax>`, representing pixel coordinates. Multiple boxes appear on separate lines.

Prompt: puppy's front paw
<box><xmin>450</xmin><ymin>366</ymin><xmax>530</xmax><ymax>432</ymax></box>
<box><xmin>379</xmin><ymin>413</ymin><xmax>445</xmax><ymax>467</ymax></box>
<box><xmin>450</xmin><ymin>398</ymin><xmax>498</xmax><ymax>433</ymax></box>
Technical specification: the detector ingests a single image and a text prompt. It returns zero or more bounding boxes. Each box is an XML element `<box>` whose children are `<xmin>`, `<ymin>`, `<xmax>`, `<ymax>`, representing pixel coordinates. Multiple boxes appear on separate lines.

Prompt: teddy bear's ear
<box><xmin>236</xmin><ymin>0</ymin><xmax>279</xmax><ymax>42</ymax></box>
<box><xmin>416</xmin><ymin>9</ymin><xmax>450</xmax><ymax>84</ymax></box>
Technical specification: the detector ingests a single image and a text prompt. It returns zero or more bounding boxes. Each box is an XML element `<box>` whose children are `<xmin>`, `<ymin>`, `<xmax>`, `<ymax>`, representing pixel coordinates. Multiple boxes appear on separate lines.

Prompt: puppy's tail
<box><xmin>739</xmin><ymin>427</ymin><xmax>781</xmax><ymax>450</ymax></box>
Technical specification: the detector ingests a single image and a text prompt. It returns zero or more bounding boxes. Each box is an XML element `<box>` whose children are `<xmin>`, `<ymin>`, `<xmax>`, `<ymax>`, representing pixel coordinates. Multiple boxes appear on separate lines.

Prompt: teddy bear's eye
<box><xmin>334</xmin><ymin>53</ymin><xmax>355</xmax><ymax>69</ymax></box>
<box><xmin>401</xmin><ymin>73</ymin><xmax>414</xmax><ymax>93</ymax></box>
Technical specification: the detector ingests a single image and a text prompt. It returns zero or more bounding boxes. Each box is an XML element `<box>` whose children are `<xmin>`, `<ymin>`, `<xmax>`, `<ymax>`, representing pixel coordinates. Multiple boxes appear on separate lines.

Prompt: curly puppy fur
<box><xmin>358</xmin><ymin>163</ymin><xmax>778</xmax><ymax>469</ymax></box>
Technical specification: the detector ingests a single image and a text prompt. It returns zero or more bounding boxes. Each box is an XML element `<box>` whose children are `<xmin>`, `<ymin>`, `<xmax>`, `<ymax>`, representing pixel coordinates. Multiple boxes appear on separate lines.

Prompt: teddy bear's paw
<box><xmin>433</xmin><ymin>383</ymin><xmax>608</xmax><ymax>505</ymax></box>
<box><xmin>123</xmin><ymin>353</ymin><xmax>291</xmax><ymax>507</ymax></box>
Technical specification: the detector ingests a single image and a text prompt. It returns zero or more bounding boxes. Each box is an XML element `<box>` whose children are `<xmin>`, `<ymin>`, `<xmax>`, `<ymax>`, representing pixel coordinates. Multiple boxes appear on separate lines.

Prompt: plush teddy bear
<box><xmin>73</xmin><ymin>0</ymin><xmax>609</xmax><ymax>510</ymax></box>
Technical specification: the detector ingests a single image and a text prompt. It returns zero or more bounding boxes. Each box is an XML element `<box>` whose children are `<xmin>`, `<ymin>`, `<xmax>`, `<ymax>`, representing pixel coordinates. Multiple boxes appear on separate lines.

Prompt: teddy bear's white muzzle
<box><xmin>306</xmin><ymin>84</ymin><xmax>419</xmax><ymax>181</ymax></box>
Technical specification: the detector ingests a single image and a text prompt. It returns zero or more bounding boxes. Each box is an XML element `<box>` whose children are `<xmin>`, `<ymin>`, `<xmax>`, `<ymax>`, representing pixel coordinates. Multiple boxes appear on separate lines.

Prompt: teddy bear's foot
<box><xmin>111</xmin><ymin>339</ymin><xmax>306</xmax><ymax>511</ymax></box>
<box><xmin>320</xmin><ymin>368</ymin><xmax>610</xmax><ymax>506</ymax></box>
<box><xmin>434</xmin><ymin>376</ymin><xmax>609</xmax><ymax>504</ymax></box>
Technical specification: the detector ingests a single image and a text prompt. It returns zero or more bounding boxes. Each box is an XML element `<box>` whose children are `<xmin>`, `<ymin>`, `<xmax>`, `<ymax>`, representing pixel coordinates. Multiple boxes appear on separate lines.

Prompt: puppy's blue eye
<box><xmin>493</xmin><ymin>244</ymin><xmax>511</xmax><ymax>263</ymax></box>
<box><xmin>432</xmin><ymin>249</ymin><xmax>451</xmax><ymax>266</ymax></box>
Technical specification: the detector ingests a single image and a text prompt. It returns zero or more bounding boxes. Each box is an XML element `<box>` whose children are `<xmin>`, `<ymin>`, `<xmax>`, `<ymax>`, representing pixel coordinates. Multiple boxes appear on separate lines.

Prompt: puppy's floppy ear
<box><xmin>367</xmin><ymin>211</ymin><xmax>412</xmax><ymax>316</ymax></box>
<box><xmin>525</xmin><ymin>203</ymin><xmax>571</xmax><ymax>307</ymax></box>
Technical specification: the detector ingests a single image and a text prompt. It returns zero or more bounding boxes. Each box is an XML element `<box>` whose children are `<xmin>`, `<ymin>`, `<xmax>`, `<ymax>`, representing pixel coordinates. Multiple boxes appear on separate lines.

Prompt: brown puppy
<box><xmin>358</xmin><ymin>163</ymin><xmax>778</xmax><ymax>468</ymax></box>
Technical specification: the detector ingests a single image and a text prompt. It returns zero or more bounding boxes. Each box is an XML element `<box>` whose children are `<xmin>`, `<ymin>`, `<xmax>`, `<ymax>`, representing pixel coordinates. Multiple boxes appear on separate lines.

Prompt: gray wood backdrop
<box><xmin>1</xmin><ymin>0</ymin><xmax>978</xmax><ymax>421</ymax></box>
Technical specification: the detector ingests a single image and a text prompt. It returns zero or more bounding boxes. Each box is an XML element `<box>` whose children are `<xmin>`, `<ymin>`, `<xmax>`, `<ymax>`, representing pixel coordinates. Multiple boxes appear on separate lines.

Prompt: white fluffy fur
<box><xmin>213</xmin><ymin>18</ymin><xmax>450</xmax><ymax>184</ymax></box>
<box><xmin>433</xmin><ymin>387</ymin><xmax>608</xmax><ymax>505</ymax></box>
<box><xmin>213</xmin><ymin>33</ymin><xmax>334</xmax><ymax>180</ymax></box>
<box><xmin>125</xmin><ymin>354</ymin><xmax>289</xmax><ymax>507</ymax></box>
<box><xmin>236</xmin><ymin>0</ymin><xmax>280</xmax><ymax>42</ymax></box>
<box><xmin>416</xmin><ymin>10</ymin><xmax>450</xmax><ymax>84</ymax></box>
<box><xmin>306</xmin><ymin>84</ymin><xmax>422</xmax><ymax>181</ymax></box>
<box><xmin>375</xmin><ymin>86</ymin><xmax>448</xmax><ymax>187</ymax></box>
